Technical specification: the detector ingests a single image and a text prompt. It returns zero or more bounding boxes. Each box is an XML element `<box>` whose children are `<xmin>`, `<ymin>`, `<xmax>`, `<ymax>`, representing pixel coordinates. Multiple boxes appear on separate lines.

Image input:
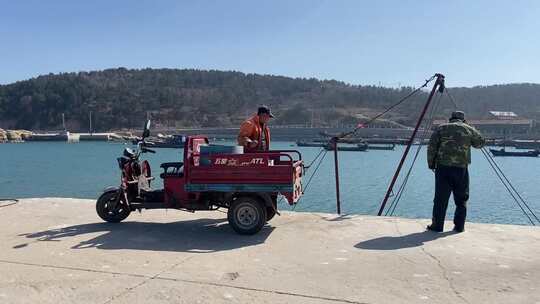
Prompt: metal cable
<box><xmin>389</xmin><ymin>92</ymin><xmax>443</xmax><ymax>214</ymax></box>
<box><xmin>386</xmin><ymin>92</ymin><xmax>443</xmax><ymax>216</ymax></box>
<box><xmin>292</xmin><ymin>149</ymin><xmax>329</xmax><ymax>210</ymax></box>
<box><xmin>384</xmin><ymin>85</ymin><xmax>540</xmax><ymax>223</ymax></box>
<box><xmin>389</xmin><ymin>87</ymin><xmax>444</xmax><ymax>215</ymax></box>
<box><xmin>445</xmin><ymin>89</ymin><xmax>460</xmax><ymax>109</ymax></box>
<box><xmin>480</xmin><ymin>147</ymin><xmax>534</xmax><ymax>224</ymax></box>
<box><xmin>302</xmin><ymin>150</ymin><xmax>329</xmax><ymax>195</ymax></box>
<box><xmin>296</xmin><ymin>75</ymin><xmax>437</xmax><ymax>211</ymax></box>
<box><xmin>494</xmin><ymin>168</ymin><xmax>540</xmax><ymax>223</ymax></box>
<box><xmin>337</xmin><ymin>75</ymin><xmax>437</xmax><ymax>139</ymax></box>
<box><xmin>304</xmin><ymin>147</ymin><xmax>326</xmax><ymax>169</ymax></box>
<box><xmin>278</xmin><ymin>147</ymin><xmax>326</xmax><ymax>206</ymax></box>
<box><xmin>482</xmin><ymin>146</ymin><xmax>540</xmax><ymax>224</ymax></box>
<box><xmin>479</xmin><ymin>147</ymin><xmax>536</xmax><ymax>225</ymax></box>
<box><xmin>445</xmin><ymin>87</ymin><xmax>539</xmax><ymax>225</ymax></box>
<box><xmin>311</xmin><ymin>75</ymin><xmax>437</xmax><ymax>162</ymax></box>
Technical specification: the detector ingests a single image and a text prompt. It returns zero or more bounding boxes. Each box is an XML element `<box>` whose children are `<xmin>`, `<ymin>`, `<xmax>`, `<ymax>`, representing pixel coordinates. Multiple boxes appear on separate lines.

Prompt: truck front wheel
<box><xmin>228</xmin><ymin>196</ymin><xmax>267</xmax><ymax>235</ymax></box>
<box><xmin>96</xmin><ymin>191</ymin><xmax>131</xmax><ymax>223</ymax></box>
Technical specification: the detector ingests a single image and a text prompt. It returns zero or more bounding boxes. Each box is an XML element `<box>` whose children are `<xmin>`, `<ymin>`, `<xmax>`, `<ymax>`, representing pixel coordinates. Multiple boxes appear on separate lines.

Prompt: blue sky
<box><xmin>1</xmin><ymin>0</ymin><xmax>539</xmax><ymax>87</ymax></box>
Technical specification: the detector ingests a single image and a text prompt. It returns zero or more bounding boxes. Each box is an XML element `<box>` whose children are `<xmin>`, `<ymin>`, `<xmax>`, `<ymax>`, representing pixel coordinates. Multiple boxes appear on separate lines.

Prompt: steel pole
<box><xmin>377</xmin><ymin>74</ymin><xmax>445</xmax><ymax>216</ymax></box>
<box><xmin>333</xmin><ymin>137</ymin><xmax>341</xmax><ymax>214</ymax></box>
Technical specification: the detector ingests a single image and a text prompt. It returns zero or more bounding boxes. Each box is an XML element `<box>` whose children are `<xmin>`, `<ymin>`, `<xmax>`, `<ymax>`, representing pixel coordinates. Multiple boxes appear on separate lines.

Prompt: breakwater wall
<box><xmin>162</xmin><ymin>127</ymin><xmax>419</xmax><ymax>141</ymax></box>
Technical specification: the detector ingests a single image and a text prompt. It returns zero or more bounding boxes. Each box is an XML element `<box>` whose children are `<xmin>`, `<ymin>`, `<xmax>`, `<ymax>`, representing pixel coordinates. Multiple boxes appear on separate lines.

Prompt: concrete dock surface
<box><xmin>0</xmin><ymin>198</ymin><xmax>539</xmax><ymax>304</ymax></box>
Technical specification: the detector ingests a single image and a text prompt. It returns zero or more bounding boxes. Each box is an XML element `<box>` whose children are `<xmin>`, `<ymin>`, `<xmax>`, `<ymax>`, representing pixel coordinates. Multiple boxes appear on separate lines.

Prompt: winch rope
<box><xmin>299</xmin><ymin>76</ymin><xmax>438</xmax><ymax>188</ymax></box>
<box><xmin>278</xmin><ymin>148</ymin><xmax>328</xmax><ymax>206</ymax></box>
<box><xmin>304</xmin><ymin>147</ymin><xmax>327</xmax><ymax>169</ymax></box>
<box><xmin>337</xmin><ymin>75</ymin><xmax>437</xmax><ymax>139</ymax></box>
<box><xmin>294</xmin><ymin>75</ymin><xmax>438</xmax><ymax>209</ymax></box>
<box><xmin>444</xmin><ymin>88</ymin><xmax>460</xmax><ymax>109</ymax></box>
<box><xmin>488</xmin><ymin>151</ymin><xmax>540</xmax><ymax>223</ymax></box>
<box><xmin>302</xmin><ymin>150</ymin><xmax>329</xmax><ymax>194</ymax></box>
<box><xmin>289</xmin><ymin>149</ymin><xmax>329</xmax><ymax>210</ymax></box>
<box><xmin>385</xmin><ymin>92</ymin><xmax>443</xmax><ymax>215</ymax></box>
<box><xmin>385</xmin><ymin>91</ymin><xmax>444</xmax><ymax>216</ymax></box>
<box><xmin>445</xmin><ymin>89</ymin><xmax>540</xmax><ymax>225</ymax></box>
<box><xmin>483</xmin><ymin>146</ymin><xmax>540</xmax><ymax>224</ymax></box>
<box><xmin>479</xmin><ymin>147</ymin><xmax>537</xmax><ymax>225</ymax></box>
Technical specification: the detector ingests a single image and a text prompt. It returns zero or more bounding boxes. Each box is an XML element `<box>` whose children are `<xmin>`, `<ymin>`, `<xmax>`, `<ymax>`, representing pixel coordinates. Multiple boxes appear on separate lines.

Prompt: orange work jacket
<box><xmin>237</xmin><ymin>115</ymin><xmax>271</xmax><ymax>152</ymax></box>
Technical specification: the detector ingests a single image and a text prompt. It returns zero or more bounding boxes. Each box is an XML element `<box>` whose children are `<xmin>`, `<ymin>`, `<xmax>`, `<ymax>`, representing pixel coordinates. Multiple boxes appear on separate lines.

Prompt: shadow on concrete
<box><xmin>17</xmin><ymin>218</ymin><xmax>274</xmax><ymax>253</ymax></box>
<box><xmin>322</xmin><ymin>214</ymin><xmax>354</xmax><ymax>222</ymax></box>
<box><xmin>354</xmin><ymin>231</ymin><xmax>455</xmax><ymax>250</ymax></box>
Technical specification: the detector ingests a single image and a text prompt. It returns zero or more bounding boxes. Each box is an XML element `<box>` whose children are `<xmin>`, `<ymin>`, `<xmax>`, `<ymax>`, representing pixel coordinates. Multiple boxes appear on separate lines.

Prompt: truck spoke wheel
<box><xmin>228</xmin><ymin>196</ymin><xmax>267</xmax><ymax>235</ymax></box>
<box><xmin>96</xmin><ymin>191</ymin><xmax>131</xmax><ymax>223</ymax></box>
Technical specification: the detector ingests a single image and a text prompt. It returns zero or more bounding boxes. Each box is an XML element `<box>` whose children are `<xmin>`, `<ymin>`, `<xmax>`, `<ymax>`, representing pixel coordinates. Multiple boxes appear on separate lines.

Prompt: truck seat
<box><xmin>160</xmin><ymin>162</ymin><xmax>184</xmax><ymax>178</ymax></box>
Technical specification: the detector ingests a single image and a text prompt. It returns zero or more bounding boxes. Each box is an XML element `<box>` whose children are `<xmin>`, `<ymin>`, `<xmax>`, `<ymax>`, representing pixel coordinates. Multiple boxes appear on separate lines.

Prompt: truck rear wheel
<box><xmin>228</xmin><ymin>196</ymin><xmax>267</xmax><ymax>235</ymax></box>
<box><xmin>266</xmin><ymin>207</ymin><xmax>276</xmax><ymax>221</ymax></box>
<box><xmin>96</xmin><ymin>191</ymin><xmax>131</xmax><ymax>223</ymax></box>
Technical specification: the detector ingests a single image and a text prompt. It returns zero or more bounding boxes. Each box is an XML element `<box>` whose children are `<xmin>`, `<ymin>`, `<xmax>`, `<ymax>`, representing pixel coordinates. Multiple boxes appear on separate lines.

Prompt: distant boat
<box><xmin>313</xmin><ymin>137</ymin><xmax>367</xmax><ymax>144</ymax></box>
<box><xmin>367</xmin><ymin>144</ymin><xmax>395</xmax><ymax>151</ymax></box>
<box><xmin>26</xmin><ymin>131</ymin><xmax>71</xmax><ymax>142</ymax></box>
<box><xmin>512</xmin><ymin>140</ymin><xmax>540</xmax><ymax>150</ymax></box>
<box><xmin>489</xmin><ymin>148</ymin><xmax>540</xmax><ymax>157</ymax></box>
<box><xmin>134</xmin><ymin>134</ymin><xmax>186</xmax><ymax>148</ymax></box>
<box><xmin>296</xmin><ymin>140</ymin><xmax>326</xmax><ymax>147</ymax></box>
<box><xmin>79</xmin><ymin>133</ymin><xmax>123</xmax><ymax>141</ymax></box>
<box><xmin>324</xmin><ymin>143</ymin><xmax>368</xmax><ymax>152</ymax></box>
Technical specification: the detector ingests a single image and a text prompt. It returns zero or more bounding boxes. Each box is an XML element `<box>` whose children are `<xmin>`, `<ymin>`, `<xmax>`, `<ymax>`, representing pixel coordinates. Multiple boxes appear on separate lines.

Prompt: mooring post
<box><xmin>332</xmin><ymin>137</ymin><xmax>341</xmax><ymax>214</ymax></box>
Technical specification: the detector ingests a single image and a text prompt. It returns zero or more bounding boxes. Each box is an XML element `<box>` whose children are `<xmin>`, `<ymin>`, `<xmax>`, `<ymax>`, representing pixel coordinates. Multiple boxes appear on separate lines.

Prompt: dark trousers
<box><xmin>432</xmin><ymin>165</ymin><xmax>469</xmax><ymax>230</ymax></box>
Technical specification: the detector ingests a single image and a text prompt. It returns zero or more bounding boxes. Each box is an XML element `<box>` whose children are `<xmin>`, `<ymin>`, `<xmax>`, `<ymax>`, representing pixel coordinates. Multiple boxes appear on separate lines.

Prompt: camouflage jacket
<box><xmin>427</xmin><ymin>120</ymin><xmax>485</xmax><ymax>169</ymax></box>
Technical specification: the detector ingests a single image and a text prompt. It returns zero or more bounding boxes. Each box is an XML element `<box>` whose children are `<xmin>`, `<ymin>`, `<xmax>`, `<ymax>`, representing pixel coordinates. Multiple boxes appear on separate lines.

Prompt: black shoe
<box><xmin>426</xmin><ymin>224</ymin><xmax>443</xmax><ymax>232</ymax></box>
<box><xmin>453</xmin><ymin>226</ymin><xmax>464</xmax><ymax>233</ymax></box>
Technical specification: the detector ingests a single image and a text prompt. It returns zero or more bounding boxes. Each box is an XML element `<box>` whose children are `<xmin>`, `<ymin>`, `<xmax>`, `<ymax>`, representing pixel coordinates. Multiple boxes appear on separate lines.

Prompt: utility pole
<box><xmin>89</xmin><ymin>111</ymin><xmax>93</xmax><ymax>134</ymax></box>
<box><xmin>61</xmin><ymin>113</ymin><xmax>66</xmax><ymax>131</ymax></box>
<box><xmin>332</xmin><ymin>137</ymin><xmax>341</xmax><ymax>215</ymax></box>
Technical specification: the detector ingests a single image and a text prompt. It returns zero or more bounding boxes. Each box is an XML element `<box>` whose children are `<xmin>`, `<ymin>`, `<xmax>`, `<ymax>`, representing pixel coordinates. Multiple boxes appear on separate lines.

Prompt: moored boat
<box><xmin>512</xmin><ymin>140</ymin><xmax>540</xmax><ymax>150</ymax></box>
<box><xmin>26</xmin><ymin>131</ymin><xmax>75</xmax><ymax>142</ymax></box>
<box><xmin>296</xmin><ymin>140</ymin><xmax>326</xmax><ymax>147</ymax></box>
<box><xmin>367</xmin><ymin>144</ymin><xmax>395</xmax><ymax>150</ymax></box>
<box><xmin>137</xmin><ymin>134</ymin><xmax>186</xmax><ymax>148</ymax></box>
<box><xmin>489</xmin><ymin>148</ymin><xmax>540</xmax><ymax>157</ymax></box>
<box><xmin>324</xmin><ymin>143</ymin><xmax>368</xmax><ymax>151</ymax></box>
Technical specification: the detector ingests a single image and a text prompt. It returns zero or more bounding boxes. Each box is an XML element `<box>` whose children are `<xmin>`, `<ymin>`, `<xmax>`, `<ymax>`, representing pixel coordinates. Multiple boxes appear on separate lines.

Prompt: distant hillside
<box><xmin>0</xmin><ymin>68</ymin><xmax>539</xmax><ymax>131</ymax></box>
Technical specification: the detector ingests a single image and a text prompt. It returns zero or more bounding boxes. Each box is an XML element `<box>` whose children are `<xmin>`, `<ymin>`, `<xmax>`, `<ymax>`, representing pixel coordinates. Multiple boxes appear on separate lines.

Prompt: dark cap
<box><xmin>450</xmin><ymin>111</ymin><xmax>465</xmax><ymax>121</ymax></box>
<box><xmin>257</xmin><ymin>105</ymin><xmax>274</xmax><ymax>118</ymax></box>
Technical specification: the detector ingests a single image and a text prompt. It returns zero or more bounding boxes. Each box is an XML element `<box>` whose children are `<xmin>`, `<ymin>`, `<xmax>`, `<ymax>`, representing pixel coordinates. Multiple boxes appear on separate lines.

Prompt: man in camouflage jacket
<box><xmin>427</xmin><ymin>111</ymin><xmax>485</xmax><ymax>232</ymax></box>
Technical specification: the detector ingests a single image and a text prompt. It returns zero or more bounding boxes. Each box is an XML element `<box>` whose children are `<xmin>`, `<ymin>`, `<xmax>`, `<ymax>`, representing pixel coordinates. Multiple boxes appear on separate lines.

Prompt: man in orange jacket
<box><xmin>237</xmin><ymin>106</ymin><xmax>274</xmax><ymax>152</ymax></box>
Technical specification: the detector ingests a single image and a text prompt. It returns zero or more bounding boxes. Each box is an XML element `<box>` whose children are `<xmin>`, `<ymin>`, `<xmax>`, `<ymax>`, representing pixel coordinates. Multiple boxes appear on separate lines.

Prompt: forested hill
<box><xmin>1</xmin><ymin>68</ymin><xmax>539</xmax><ymax>131</ymax></box>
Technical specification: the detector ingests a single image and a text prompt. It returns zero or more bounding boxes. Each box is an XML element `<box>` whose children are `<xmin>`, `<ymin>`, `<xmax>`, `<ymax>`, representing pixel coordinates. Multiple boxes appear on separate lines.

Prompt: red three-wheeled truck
<box><xmin>96</xmin><ymin>121</ymin><xmax>304</xmax><ymax>234</ymax></box>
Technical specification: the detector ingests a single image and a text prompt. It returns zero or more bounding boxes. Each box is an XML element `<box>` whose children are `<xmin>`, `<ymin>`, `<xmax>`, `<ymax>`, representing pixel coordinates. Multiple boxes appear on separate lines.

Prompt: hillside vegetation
<box><xmin>1</xmin><ymin>68</ymin><xmax>539</xmax><ymax>131</ymax></box>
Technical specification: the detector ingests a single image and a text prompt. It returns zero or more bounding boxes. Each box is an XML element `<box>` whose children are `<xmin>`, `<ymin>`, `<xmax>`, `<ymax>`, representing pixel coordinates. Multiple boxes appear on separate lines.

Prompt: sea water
<box><xmin>1</xmin><ymin>141</ymin><xmax>539</xmax><ymax>225</ymax></box>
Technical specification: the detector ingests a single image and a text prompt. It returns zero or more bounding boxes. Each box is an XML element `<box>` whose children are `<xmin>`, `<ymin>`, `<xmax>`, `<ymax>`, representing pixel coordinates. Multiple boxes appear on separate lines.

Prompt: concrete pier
<box><xmin>0</xmin><ymin>198</ymin><xmax>539</xmax><ymax>304</ymax></box>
